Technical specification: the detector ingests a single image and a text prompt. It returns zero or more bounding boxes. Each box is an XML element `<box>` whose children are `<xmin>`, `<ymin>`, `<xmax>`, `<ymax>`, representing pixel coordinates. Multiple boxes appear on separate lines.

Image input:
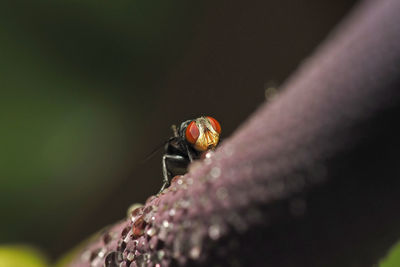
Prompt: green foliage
<box><xmin>380</xmin><ymin>241</ymin><xmax>400</xmax><ymax>267</ymax></box>
<box><xmin>0</xmin><ymin>0</ymin><xmax>203</xmax><ymax>257</ymax></box>
<box><xmin>0</xmin><ymin>246</ymin><xmax>48</xmax><ymax>267</ymax></box>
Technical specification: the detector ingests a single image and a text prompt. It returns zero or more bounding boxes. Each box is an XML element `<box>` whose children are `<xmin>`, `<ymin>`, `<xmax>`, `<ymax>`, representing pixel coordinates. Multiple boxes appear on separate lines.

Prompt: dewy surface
<box><xmin>69</xmin><ymin>0</ymin><xmax>400</xmax><ymax>266</ymax></box>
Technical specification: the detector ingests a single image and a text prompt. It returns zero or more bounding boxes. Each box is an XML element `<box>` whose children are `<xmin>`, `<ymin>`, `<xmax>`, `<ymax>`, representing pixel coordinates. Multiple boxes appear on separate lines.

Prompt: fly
<box><xmin>159</xmin><ymin>116</ymin><xmax>222</xmax><ymax>193</ymax></box>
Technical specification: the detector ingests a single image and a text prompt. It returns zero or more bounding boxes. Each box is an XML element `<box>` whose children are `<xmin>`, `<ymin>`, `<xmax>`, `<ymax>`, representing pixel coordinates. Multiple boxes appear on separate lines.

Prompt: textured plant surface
<box><xmin>67</xmin><ymin>0</ymin><xmax>400</xmax><ymax>266</ymax></box>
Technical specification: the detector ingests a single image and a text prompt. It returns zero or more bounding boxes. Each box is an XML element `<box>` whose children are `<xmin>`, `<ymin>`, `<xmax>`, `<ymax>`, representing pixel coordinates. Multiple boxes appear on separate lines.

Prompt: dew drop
<box><xmin>123</xmin><ymin>230</ymin><xmax>133</xmax><ymax>243</ymax></box>
<box><xmin>117</xmin><ymin>240</ymin><xmax>126</xmax><ymax>252</ymax></box>
<box><xmin>126</xmin><ymin>252</ymin><xmax>135</xmax><ymax>261</ymax></box>
<box><xmin>210</xmin><ymin>167</ymin><xmax>221</xmax><ymax>179</ymax></box>
<box><xmin>132</xmin><ymin>216</ymin><xmax>147</xmax><ymax>238</ymax></box>
<box><xmin>128</xmin><ymin>205</ymin><xmax>144</xmax><ymax>222</ymax></box>
<box><xmin>189</xmin><ymin>246</ymin><xmax>201</xmax><ymax>259</ymax></box>
<box><xmin>135</xmin><ymin>253</ymin><xmax>150</xmax><ymax>266</ymax></box>
<box><xmin>171</xmin><ymin>175</ymin><xmax>181</xmax><ymax>184</ymax></box>
<box><xmin>143</xmin><ymin>205</ymin><xmax>157</xmax><ymax>223</ymax></box>
<box><xmin>162</xmin><ymin>220</ymin><xmax>170</xmax><ymax>228</ymax></box>
<box><xmin>149</xmin><ymin>236</ymin><xmax>160</xmax><ymax>250</ymax></box>
<box><xmin>103</xmin><ymin>232</ymin><xmax>112</xmax><ymax>245</ymax></box>
<box><xmin>205</xmin><ymin>150</ymin><xmax>214</xmax><ymax>159</ymax></box>
<box><xmin>104</xmin><ymin>251</ymin><xmax>123</xmax><ymax>267</ymax></box>
<box><xmin>121</xmin><ymin>226</ymin><xmax>131</xmax><ymax>240</ymax></box>
<box><xmin>189</xmin><ymin>227</ymin><xmax>204</xmax><ymax>260</ymax></box>
<box><xmin>208</xmin><ymin>224</ymin><xmax>221</xmax><ymax>240</ymax></box>
<box><xmin>158</xmin><ymin>226</ymin><xmax>168</xmax><ymax>241</ymax></box>
<box><xmin>157</xmin><ymin>250</ymin><xmax>165</xmax><ymax>261</ymax></box>
<box><xmin>169</xmin><ymin>208</ymin><xmax>176</xmax><ymax>217</ymax></box>
<box><xmin>90</xmin><ymin>256</ymin><xmax>103</xmax><ymax>267</ymax></box>
<box><xmin>178</xmin><ymin>198</ymin><xmax>191</xmax><ymax>209</ymax></box>
<box><xmin>172</xmin><ymin>231</ymin><xmax>184</xmax><ymax>258</ymax></box>
<box><xmin>146</xmin><ymin>227</ymin><xmax>156</xmax><ymax>237</ymax></box>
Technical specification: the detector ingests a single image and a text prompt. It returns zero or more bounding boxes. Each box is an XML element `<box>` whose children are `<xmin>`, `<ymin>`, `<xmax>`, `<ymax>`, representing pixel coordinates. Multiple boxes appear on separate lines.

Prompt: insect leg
<box><xmin>186</xmin><ymin>145</ymin><xmax>196</xmax><ymax>162</ymax></box>
<box><xmin>160</xmin><ymin>154</ymin><xmax>185</xmax><ymax>193</ymax></box>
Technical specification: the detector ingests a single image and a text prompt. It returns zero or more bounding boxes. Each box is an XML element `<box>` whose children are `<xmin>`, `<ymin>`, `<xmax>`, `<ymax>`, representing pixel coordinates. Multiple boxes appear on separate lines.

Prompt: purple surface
<box><xmin>69</xmin><ymin>0</ymin><xmax>400</xmax><ymax>266</ymax></box>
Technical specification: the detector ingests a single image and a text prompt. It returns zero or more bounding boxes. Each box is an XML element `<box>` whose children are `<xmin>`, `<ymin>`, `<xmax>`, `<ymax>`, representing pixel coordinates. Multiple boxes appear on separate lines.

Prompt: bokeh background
<box><xmin>7</xmin><ymin>0</ymin><xmax>396</xmax><ymax>263</ymax></box>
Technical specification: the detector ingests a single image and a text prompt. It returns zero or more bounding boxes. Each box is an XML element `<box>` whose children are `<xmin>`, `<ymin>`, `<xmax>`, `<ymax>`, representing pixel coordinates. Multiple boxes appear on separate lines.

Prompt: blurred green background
<box><xmin>1</xmin><ymin>0</ymin><xmax>399</xmax><ymax>265</ymax></box>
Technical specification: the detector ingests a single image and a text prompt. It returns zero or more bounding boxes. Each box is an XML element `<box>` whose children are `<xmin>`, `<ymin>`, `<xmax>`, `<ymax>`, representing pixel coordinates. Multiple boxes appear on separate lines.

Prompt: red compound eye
<box><xmin>207</xmin><ymin>116</ymin><xmax>221</xmax><ymax>134</ymax></box>
<box><xmin>185</xmin><ymin>121</ymin><xmax>199</xmax><ymax>144</ymax></box>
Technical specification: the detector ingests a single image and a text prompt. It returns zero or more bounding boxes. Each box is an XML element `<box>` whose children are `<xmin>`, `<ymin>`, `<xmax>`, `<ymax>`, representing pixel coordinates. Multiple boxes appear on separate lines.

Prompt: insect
<box><xmin>159</xmin><ymin>116</ymin><xmax>222</xmax><ymax>193</ymax></box>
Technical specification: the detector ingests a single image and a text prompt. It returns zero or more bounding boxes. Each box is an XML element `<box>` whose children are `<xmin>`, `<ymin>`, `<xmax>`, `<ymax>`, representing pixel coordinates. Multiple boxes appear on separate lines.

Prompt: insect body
<box><xmin>160</xmin><ymin>116</ymin><xmax>221</xmax><ymax>193</ymax></box>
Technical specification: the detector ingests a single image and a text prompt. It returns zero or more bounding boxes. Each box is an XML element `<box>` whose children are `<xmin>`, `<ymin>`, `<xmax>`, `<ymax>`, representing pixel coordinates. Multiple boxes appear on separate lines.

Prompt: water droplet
<box><xmin>178</xmin><ymin>198</ymin><xmax>191</xmax><ymax>209</ymax></box>
<box><xmin>123</xmin><ymin>230</ymin><xmax>133</xmax><ymax>243</ymax></box>
<box><xmin>121</xmin><ymin>226</ymin><xmax>131</xmax><ymax>240</ymax></box>
<box><xmin>172</xmin><ymin>231</ymin><xmax>184</xmax><ymax>258</ymax></box>
<box><xmin>132</xmin><ymin>216</ymin><xmax>147</xmax><ymax>238</ymax></box>
<box><xmin>143</xmin><ymin>205</ymin><xmax>157</xmax><ymax>223</ymax></box>
<box><xmin>205</xmin><ymin>150</ymin><xmax>214</xmax><ymax>159</ymax></box>
<box><xmin>208</xmin><ymin>224</ymin><xmax>221</xmax><ymax>240</ymax></box>
<box><xmin>149</xmin><ymin>236</ymin><xmax>160</xmax><ymax>250</ymax></box>
<box><xmin>158</xmin><ymin>226</ymin><xmax>168</xmax><ymax>241</ymax></box>
<box><xmin>129</xmin><ymin>206</ymin><xmax>144</xmax><ymax>222</ymax></box>
<box><xmin>170</xmin><ymin>175</ymin><xmax>179</xmax><ymax>184</ymax></box>
<box><xmin>104</xmin><ymin>251</ymin><xmax>123</xmax><ymax>267</ymax></box>
<box><xmin>136</xmin><ymin>236</ymin><xmax>149</xmax><ymax>252</ymax></box>
<box><xmin>168</xmin><ymin>208</ymin><xmax>176</xmax><ymax>217</ymax></box>
<box><xmin>135</xmin><ymin>253</ymin><xmax>150</xmax><ymax>266</ymax></box>
<box><xmin>98</xmin><ymin>247</ymin><xmax>107</xmax><ymax>258</ymax></box>
<box><xmin>90</xmin><ymin>256</ymin><xmax>103</xmax><ymax>267</ymax></box>
<box><xmin>162</xmin><ymin>220</ymin><xmax>170</xmax><ymax>228</ymax></box>
<box><xmin>103</xmin><ymin>232</ymin><xmax>112</xmax><ymax>245</ymax></box>
<box><xmin>117</xmin><ymin>240</ymin><xmax>126</xmax><ymax>252</ymax></box>
<box><xmin>157</xmin><ymin>250</ymin><xmax>165</xmax><ymax>261</ymax></box>
<box><xmin>126</xmin><ymin>251</ymin><xmax>135</xmax><ymax>261</ymax></box>
<box><xmin>125</xmin><ymin>239</ymin><xmax>137</xmax><ymax>252</ymax></box>
<box><xmin>210</xmin><ymin>167</ymin><xmax>221</xmax><ymax>179</ymax></box>
<box><xmin>147</xmin><ymin>227</ymin><xmax>156</xmax><ymax>237</ymax></box>
<box><xmin>189</xmin><ymin>227</ymin><xmax>204</xmax><ymax>259</ymax></box>
<box><xmin>189</xmin><ymin>246</ymin><xmax>201</xmax><ymax>259</ymax></box>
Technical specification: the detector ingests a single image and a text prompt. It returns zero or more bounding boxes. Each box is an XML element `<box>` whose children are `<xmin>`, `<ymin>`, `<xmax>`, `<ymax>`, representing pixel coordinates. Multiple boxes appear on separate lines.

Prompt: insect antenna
<box><xmin>141</xmin><ymin>140</ymin><xmax>168</xmax><ymax>164</ymax></box>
